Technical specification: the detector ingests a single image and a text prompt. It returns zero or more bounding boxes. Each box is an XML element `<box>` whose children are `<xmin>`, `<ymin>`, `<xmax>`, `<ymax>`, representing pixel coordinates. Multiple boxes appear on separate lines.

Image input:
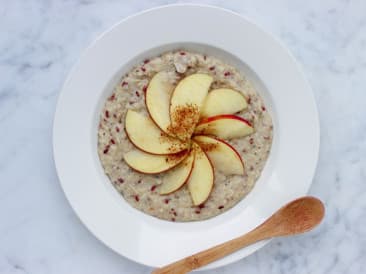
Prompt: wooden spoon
<box><xmin>152</xmin><ymin>196</ymin><xmax>325</xmax><ymax>274</ymax></box>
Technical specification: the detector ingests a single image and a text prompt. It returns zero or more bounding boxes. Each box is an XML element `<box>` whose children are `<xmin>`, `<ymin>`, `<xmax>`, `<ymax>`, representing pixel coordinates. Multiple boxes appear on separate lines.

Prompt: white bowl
<box><xmin>53</xmin><ymin>4</ymin><xmax>319</xmax><ymax>270</ymax></box>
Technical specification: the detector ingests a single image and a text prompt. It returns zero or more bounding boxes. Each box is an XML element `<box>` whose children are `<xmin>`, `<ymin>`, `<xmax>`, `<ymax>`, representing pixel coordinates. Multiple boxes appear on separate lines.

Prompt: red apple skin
<box><xmin>160</xmin><ymin>154</ymin><xmax>195</xmax><ymax>195</ymax></box>
<box><xmin>124</xmin><ymin>150</ymin><xmax>189</xmax><ymax>175</ymax></box>
<box><xmin>214</xmin><ymin>137</ymin><xmax>244</xmax><ymax>171</ymax></box>
<box><xmin>145</xmin><ymin>94</ymin><xmax>173</xmax><ymax>136</ymax></box>
<box><xmin>194</xmin><ymin>114</ymin><xmax>253</xmax><ymax>140</ymax></box>
<box><xmin>191</xmin><ymin>141</ymin><xmax>215</xmax><ymax>206</ymax></box>
<box><xmin>198</xmin><ymin>114</ymin><xmax>252</xmax><ymax>127</ymax></box>
<box><xmin>124</xmin><ymin>126</ymin><xmax>155</xmax><ymax>155</ymax></box>
<box><xmin>144</xmin><ymin>95</ymin><xmax>160</xmax><ymax>130</ymax></box>
<box><xmin>198</xmin><ymin>151</ymin><xmax>215</xmax><ymax>206</ymax></box>
<box><xmin>194</xmin><ymin>135</ymin><xmax>245</xmax><ymax>172</ymax></box>
<box><xmin>144</xmin><ymin>72</ymin><xmax>175</xmax><ymax>136</ymax></box>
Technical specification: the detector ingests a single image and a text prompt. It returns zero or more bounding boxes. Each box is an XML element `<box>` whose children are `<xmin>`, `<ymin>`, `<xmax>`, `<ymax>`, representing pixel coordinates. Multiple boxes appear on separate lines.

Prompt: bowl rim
<box><xmin>53</xmin><ymin>3</ymin><xmax>319</xmax><ymax>270</ymax></box>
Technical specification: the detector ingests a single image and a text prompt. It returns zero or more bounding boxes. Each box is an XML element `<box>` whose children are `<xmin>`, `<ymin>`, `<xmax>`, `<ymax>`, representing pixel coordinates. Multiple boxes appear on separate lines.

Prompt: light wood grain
<box><xmin>152</xmin><ymin>196</ymin><xmax>324</xmax><ymax>274</ymax></box>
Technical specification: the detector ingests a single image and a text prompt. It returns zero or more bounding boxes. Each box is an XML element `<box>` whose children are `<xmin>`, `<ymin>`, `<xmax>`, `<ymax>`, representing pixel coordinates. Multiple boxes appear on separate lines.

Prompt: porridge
<box><xmin>98</xmin><ymin>50</ymin><xmax>273</xmax><ymax>222</ymax></box>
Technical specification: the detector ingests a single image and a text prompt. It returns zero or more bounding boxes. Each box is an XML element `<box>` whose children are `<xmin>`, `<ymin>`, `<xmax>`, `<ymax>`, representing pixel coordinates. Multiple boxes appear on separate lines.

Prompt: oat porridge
<box><xmin>98</xmin><ymin>50</ymin><xmax>273</xmax><ymax>222</ymax></box>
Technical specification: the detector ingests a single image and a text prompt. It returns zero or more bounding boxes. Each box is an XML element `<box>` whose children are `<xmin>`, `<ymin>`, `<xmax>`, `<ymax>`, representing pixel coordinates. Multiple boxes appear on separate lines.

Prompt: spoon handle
<box><xmin>151</xmin><ymin>228</ymin><xmax>266</xmax><ymax>274</ymax></box>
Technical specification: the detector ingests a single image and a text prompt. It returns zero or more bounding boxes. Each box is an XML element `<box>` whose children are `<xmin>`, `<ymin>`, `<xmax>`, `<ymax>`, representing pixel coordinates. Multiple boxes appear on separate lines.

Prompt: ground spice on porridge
<box><xmin>168</xmin><ymin>104</ymin><xmax>200</xmax><ymax>141</ymax></box>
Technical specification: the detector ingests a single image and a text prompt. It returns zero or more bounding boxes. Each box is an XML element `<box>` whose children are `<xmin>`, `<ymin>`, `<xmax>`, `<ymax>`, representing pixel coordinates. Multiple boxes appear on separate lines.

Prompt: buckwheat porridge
<box><xmin>98</xmin><ymin>50</ymin><xmax>273</xmax><ymax>222</ymax></box>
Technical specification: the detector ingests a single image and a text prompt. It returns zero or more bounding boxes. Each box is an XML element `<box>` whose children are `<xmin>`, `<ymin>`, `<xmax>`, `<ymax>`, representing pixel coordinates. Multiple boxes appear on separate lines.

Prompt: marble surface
<box><xmin>0</xmin><ymin>0</ymin><xmax>365</xmax><ymax>273</ymax></box>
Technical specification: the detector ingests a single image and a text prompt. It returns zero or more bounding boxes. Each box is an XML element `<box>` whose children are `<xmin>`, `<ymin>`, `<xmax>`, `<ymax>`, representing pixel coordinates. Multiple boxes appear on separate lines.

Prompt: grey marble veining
<box><xmin>1</xmin><ymin>0</ymin><xmax>365</xmax><ymax>273</ymax></box>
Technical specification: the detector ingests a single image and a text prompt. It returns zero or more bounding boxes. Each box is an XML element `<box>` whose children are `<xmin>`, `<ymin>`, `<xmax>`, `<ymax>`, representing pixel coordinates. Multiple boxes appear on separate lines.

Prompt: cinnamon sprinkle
<box><xmin>158</xmin><ymin>133</ymin><xmax>187</xmax><ymax>153</ymax></box>
<box><xmin>195</xmin><ymin>142</ymin><xmax>218</xmax><ymax>152</ymax></box>
<box><xmin>168</xmin><ymin>104</ymin><xmax>200</xmax><ymax>141</ymax></box>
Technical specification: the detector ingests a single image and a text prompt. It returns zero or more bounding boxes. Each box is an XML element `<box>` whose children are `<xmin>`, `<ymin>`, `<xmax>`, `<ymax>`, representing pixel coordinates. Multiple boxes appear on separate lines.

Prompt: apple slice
<box><xmin>194</xmin><ymin>115</ymin><xmax>254</xmax><ymax>139</ymax></box>
<box><xmin>125</xmin><ymin>110</ymin><xmax>187</xmax><ymax>155</ymax></box>
<box><xmin>146</xmin><ymin>71</ymin><xmax>175</xmax><ymax>134</ymax></box>
<box><xmin>170</xmin><ymin>74</ymin><xmax>213</xmax><ymax>140</ymax></box>
<box><xmin>123</xmin><ymin>149</ymin><xmax>188</xmax><ymax>174</ymax></box>
<box><xmin>187</xmin><ymin>143</ymin><xmax>214</xmax><ymax>206</ymax></box>
<box><xmin>201</xmin><ymin>88</ymin><xmax>247</xmax><ymax>117</ymax></box>
<box><xmin>159</xmin><ymin>150</ymin><xmax>195</xmax><ymax>195</ymax></box>
<box><xmin>193</xmin><ymin>135</ymin><xmax>244</xmax><ymax>175</ymax></box>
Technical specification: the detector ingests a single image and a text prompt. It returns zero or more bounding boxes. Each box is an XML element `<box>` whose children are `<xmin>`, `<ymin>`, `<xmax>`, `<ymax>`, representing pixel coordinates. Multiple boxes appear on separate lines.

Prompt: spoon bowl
<box><xmin>256</xmin><ymin>196</ymin><xmax>325</xmax><ymax>238</ymax></box>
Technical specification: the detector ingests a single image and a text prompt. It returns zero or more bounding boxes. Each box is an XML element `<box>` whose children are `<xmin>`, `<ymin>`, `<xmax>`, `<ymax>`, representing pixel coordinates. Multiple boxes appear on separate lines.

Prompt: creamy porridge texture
<box><xmin>98</xmin><ymin>51</ymin><xmax>273</xmax><ymax>222</ymax></box>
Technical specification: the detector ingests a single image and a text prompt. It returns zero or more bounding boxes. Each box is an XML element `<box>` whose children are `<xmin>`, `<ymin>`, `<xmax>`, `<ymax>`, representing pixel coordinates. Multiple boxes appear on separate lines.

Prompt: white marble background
<box><xmin>0</xmin><ymin>0</ymin><xmax>365</xmax><ymax>273</ymax></box>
